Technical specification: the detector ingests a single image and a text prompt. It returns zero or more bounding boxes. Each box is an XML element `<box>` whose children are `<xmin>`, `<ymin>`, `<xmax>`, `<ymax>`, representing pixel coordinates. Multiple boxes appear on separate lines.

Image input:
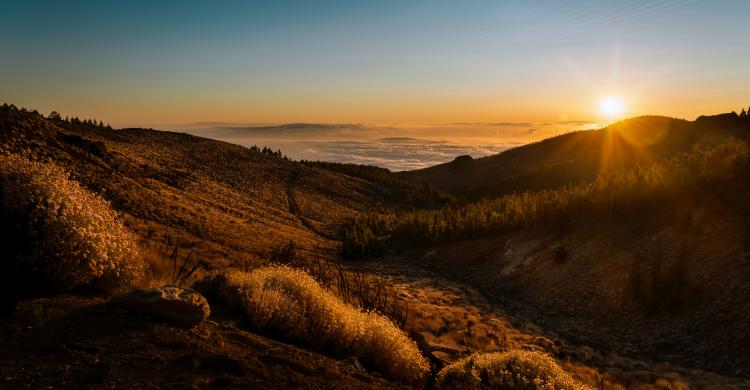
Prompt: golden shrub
<box><xmin>436</xmin><ymin>350</ymin><xmax>591</xmax><ymax>390</ymax></box>
<box><xmin>0</xmin><ymin>153</ymin><xmax>146</xmax><ymax>291</ymax></box>
<box><xmin>218</xmin><ymin>266</ymin><xmax>430</xmax><ymax>385</ymax></box>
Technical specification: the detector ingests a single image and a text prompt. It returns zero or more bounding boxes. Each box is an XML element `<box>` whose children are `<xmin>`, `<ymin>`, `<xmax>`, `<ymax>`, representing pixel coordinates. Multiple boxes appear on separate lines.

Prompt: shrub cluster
<box><xmin>436</xmin><ymin>350</ymin><xmax>590</xmax><ymax>390</ymax></box>
<box><xmin>0</xmin><ymin>153</ymin><xmax>146</xmax><ymax>297</ymax></box>
<box><xmin>217</xmin><ymin>266</ymin><xmax>430</xmax><ymax>385</ymax></box>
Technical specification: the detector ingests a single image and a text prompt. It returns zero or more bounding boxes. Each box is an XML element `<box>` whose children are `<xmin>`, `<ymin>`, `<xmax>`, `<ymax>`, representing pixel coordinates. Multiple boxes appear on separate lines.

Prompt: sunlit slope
<box><xmin>0</xmin><ymin>105</ymin><xmax>424</xmax><ymax>263</ymax></box>
<box><xmin>406</xmin><ymin>113</ymin><xmax>750</xmax><ymax>199</ymax></box>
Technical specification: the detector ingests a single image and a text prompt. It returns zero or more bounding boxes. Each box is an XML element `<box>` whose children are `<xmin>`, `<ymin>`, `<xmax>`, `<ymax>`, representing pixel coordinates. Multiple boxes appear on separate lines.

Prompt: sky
<box><xmin>1</xmin><ymin>0</ymin><xmax>749</xmax><ymax>128</ymax></box>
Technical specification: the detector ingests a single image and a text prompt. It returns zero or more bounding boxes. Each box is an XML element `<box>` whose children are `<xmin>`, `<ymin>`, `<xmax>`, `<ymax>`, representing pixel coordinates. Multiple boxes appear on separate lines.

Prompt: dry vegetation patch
<box><xmin>0</xmin><ymin>153</ymin><xmax>145</xmax><ymax>302</ymax></box>
<box><xmin>436</xmin><ymin>350</ymin><xmax>591</xmax><ymax>390</ymax></box>
<box><xmin>216</xmin><ymin>266</ymin><xmax>430</xmax><ymax>385</ymax></box>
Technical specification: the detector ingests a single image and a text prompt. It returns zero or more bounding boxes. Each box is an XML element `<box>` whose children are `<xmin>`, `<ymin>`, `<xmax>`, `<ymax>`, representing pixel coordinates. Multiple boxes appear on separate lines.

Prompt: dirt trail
<box><xmin>347</xmin><ymin>260</ymin><xmax>750</xmax><ymax>389</ymax></box>
<box><xmin>285</xmin><ymin>168</ymin><xmax>337</xmax><ymax>240</ymax></box>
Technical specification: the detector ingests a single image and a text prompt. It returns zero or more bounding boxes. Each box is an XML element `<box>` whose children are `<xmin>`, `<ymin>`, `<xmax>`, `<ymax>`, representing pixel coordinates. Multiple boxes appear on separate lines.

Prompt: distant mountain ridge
<box><xmin>206</xmin><ymin>123</ymin><xmax>396</xmax><ymax>138</ymax></box>
<box><xmin>405</xmin><ymin>113</ymin><xmax>750</xmax><ymax>199</ymax></box>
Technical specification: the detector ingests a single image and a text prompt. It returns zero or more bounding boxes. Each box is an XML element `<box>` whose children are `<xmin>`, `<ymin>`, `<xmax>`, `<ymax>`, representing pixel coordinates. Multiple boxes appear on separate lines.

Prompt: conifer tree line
<box><xmin>47</xmin><ymin>110</ymin><xmax>112</xmax><ymax>130</ymax></box>
<box><xmin>342</xmin><ymin>139</ymin><xmax>750</xmax><ymax>259</ymax></box>
<box><xmin>248</xmin><ymin>144</ymin><xmax>288</xmax><ymax>159</ymax></box>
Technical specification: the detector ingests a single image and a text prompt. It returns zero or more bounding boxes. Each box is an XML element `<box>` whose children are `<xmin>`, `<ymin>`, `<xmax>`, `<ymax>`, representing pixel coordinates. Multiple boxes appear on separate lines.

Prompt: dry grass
<box><xmin>436</xmin><ymin>350</ymin><xmax>591</xmax><ymax>390</ymax></box>
<box><xmin>0</xmin><ymin>153</ymin><xmax>146</xmax><ymax>292</ymax></box>
<box><xmin>270</xmin><ymin>241</ymin><xmax>410</xmax><ymax>327</ymax></box>
<box><xmin>141</xmin><ymin>235</ymin><xmax>210</xmax><ymax>288</ymax></box>
<box><xmin>216</xmin><ymin>266</ymin><xmax>430</xmax><ymax>385</ymax></box>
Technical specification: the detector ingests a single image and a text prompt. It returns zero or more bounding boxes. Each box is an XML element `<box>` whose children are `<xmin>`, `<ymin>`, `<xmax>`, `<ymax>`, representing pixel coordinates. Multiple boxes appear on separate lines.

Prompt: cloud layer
<box><xmin>301</xmin><ymin>138</ymin><xmax>519</xmax><ymax>171</ymax></box>
<box><xmin>185</xmin><ymin>122</ymin><xmax>596</xmax><ymax>171</ymax></box>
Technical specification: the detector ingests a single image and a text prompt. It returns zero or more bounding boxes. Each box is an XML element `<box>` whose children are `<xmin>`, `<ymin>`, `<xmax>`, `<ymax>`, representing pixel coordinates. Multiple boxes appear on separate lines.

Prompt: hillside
<box><xmin>0</xmin><ymin>104</ymin><xmax>451</xmax><ymax>387</ymax></box>
<box><xmin>403</xmin><ymin>202</ymin><xmax>750</xmax><ymax>379</ymax></box>
<box><xmin>406</xmin><ymin>114</ymin><xmax>750</xmax><ymax>198</ymax></box>
<box><xmin>0</xmin><ymin>104</ymin><xmax>436</xmax><ymax>266</ymax></box>
<box><xmin>4</xmin><ymin>103</ymin><xmax>750</xmax><ymax>388</ymax></box>
<box><xmin>344</xmin><ymin>130</ymin><xmax>750</xmax><ymax>382</ymax></box>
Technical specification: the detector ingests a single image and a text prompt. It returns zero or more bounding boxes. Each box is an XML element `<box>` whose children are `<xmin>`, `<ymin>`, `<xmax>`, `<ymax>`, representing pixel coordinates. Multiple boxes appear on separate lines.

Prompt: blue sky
<box><xmin>1</xmin><ymin>1</ymin><xmax>748</xmax><ymax>127</ymax></box>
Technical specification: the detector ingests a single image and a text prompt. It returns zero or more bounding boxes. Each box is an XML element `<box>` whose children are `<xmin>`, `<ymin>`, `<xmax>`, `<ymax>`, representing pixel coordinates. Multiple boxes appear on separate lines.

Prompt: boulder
<box><xmin>111</xmin><ymin>286</ymin><xmax>210</xmax><ymax>327</ymax></box>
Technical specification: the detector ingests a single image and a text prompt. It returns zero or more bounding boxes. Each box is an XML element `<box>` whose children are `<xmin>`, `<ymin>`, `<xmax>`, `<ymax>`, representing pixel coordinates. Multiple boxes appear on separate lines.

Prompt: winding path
<box><xmin>285</xmin><ymin>168</ymin><xmax>337</xmax><ymax>240</ymax></box>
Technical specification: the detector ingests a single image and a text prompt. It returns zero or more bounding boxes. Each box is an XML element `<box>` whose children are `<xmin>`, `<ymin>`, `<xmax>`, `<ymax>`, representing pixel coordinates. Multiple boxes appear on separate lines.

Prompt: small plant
<box><xmin>167</xmin><ymin>247</ymin><xmax>207</xmax><ymax>287</ymax></box>
<box><xmin>217</xmin><ymin>266</ymin><xmax>429</xmax><ymax>385</ymax></box>
<box><xmin>164</xmin><ymin>239</ymin><xmax>207</xmax><ymax>287</ymax></box>
<box><xmin>553</xmin><ymin>245</ymin><xmax>569</xmax><ymax>263</ymax></box>
<box><xmin>142</xmin><ymin>233</ymin><xmax>210</xmax><ymax>287</ymax></box>
<box><xmin>627</xmin><ymin>249</ymin><xmax>689</xmax><ymax>314</ymax></box>
<box><xmin>270</xmin><ymin>240</ymin><xmax>297</xmax><ymax>264</ymax></box>
<box><xmin>0</xmin><ymin>154</ymin><xmax>146</xmax><ymax>303</ymax></box>
<box><xmin>436</xmin><ymin>350</ymin><xmax>591</xmax><ymax>390</ymax></box>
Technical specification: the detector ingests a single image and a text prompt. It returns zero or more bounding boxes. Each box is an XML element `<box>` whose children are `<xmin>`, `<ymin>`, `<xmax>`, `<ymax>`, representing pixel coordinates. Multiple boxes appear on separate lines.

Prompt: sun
<box><xmin>598</xmin><ymin>95</ymin><xmax>626</xmax><ymax>119</ymax></box>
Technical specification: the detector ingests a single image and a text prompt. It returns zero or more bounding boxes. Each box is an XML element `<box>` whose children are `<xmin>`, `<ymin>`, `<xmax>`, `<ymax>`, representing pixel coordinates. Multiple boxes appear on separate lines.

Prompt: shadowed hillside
<box><xmin>342</xmin><ymin>115</ymin><xmax>750</xmax><ymax>380</ymax></box>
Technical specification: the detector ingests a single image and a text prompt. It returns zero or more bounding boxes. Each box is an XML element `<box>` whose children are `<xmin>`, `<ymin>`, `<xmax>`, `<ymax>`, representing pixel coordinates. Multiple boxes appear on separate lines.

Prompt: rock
<box><xmin>111</xmin><ymin>286</ymin><xmax>210</xmax><ymax>327</ymax></box>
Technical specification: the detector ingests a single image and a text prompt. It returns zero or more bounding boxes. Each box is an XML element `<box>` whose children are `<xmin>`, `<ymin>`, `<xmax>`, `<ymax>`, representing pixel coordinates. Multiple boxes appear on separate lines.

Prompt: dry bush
<box><xmin>0</xmin><ymin>153</ymin><xmax>146</xmax><ymax>298</ymax></box>
<box><xmin>436</xmin><ymin>350</ymin><xmax>591</xmax><ymax>390</ymax></box>
<box><xmin>217</xmin><ymin>266</ymin><xmax>429</xmax><ymax>385</ymax></box>
<box><xmin>271</xmin><ymin>242</ymin><xmax>409</xmax><ymax>327</ymax></box>
<box><xmin>142</xmin><ymin>235</ymin><xmax>209</xmax><ymax>287</ymax></box>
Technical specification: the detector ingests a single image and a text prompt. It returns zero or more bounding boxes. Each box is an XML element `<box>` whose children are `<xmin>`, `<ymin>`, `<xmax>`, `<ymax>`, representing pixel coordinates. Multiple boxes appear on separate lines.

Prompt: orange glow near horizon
<box><xmin>9</xmin><ymin>94</ymin><xmax>744</xmax><ymax>131</ymax></box>
<box><xmin>2</xmin><ymin>2</ymin><xmax>749</xmax><ymax>130</ymax></box>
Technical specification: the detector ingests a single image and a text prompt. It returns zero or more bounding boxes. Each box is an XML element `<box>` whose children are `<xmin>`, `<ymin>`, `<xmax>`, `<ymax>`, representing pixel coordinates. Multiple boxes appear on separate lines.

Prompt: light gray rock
<box><xmin>112</xmin><ymin>286</ymin><xmax>210</xmax><ymax>327</ymax></box>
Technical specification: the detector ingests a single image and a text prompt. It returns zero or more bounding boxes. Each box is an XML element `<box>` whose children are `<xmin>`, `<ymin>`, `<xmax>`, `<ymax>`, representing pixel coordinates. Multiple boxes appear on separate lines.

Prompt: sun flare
<box><xmin>599</xmin><ymin>95</ymin><xmax>626</xmax><ymax>119</ymax></box>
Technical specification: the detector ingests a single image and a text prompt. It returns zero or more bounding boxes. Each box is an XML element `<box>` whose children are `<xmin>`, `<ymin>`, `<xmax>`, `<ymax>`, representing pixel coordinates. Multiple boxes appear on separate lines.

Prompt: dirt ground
<box><xmin>0</xmin><ymin>295</ymin><xmax>397</xmax><ymax>389</ymax></box>
<box><xmin>348</xmin><ymin>260</ymin><xmax>750</xmax><ymax>389</ymax></box>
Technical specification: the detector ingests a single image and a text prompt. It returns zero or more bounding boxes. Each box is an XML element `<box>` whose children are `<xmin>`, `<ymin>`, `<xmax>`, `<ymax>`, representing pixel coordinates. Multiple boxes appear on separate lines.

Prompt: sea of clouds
<box><xmin>277</xmin><ymin>137</ymin><xmax>521</xmax><ymax>171</ymax></box>
<box><xmin>183</xmin><ymin>122</ymin><xmax>596</xmax><ymax>171</ymax></box>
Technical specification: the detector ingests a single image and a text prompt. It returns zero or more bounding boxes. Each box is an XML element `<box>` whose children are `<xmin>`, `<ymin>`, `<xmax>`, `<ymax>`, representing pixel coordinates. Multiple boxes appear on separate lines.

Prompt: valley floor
<box><xmin>348</xmin><ymin>260</ymin><xmax>750</xmax><ymax>389</ymax></box>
